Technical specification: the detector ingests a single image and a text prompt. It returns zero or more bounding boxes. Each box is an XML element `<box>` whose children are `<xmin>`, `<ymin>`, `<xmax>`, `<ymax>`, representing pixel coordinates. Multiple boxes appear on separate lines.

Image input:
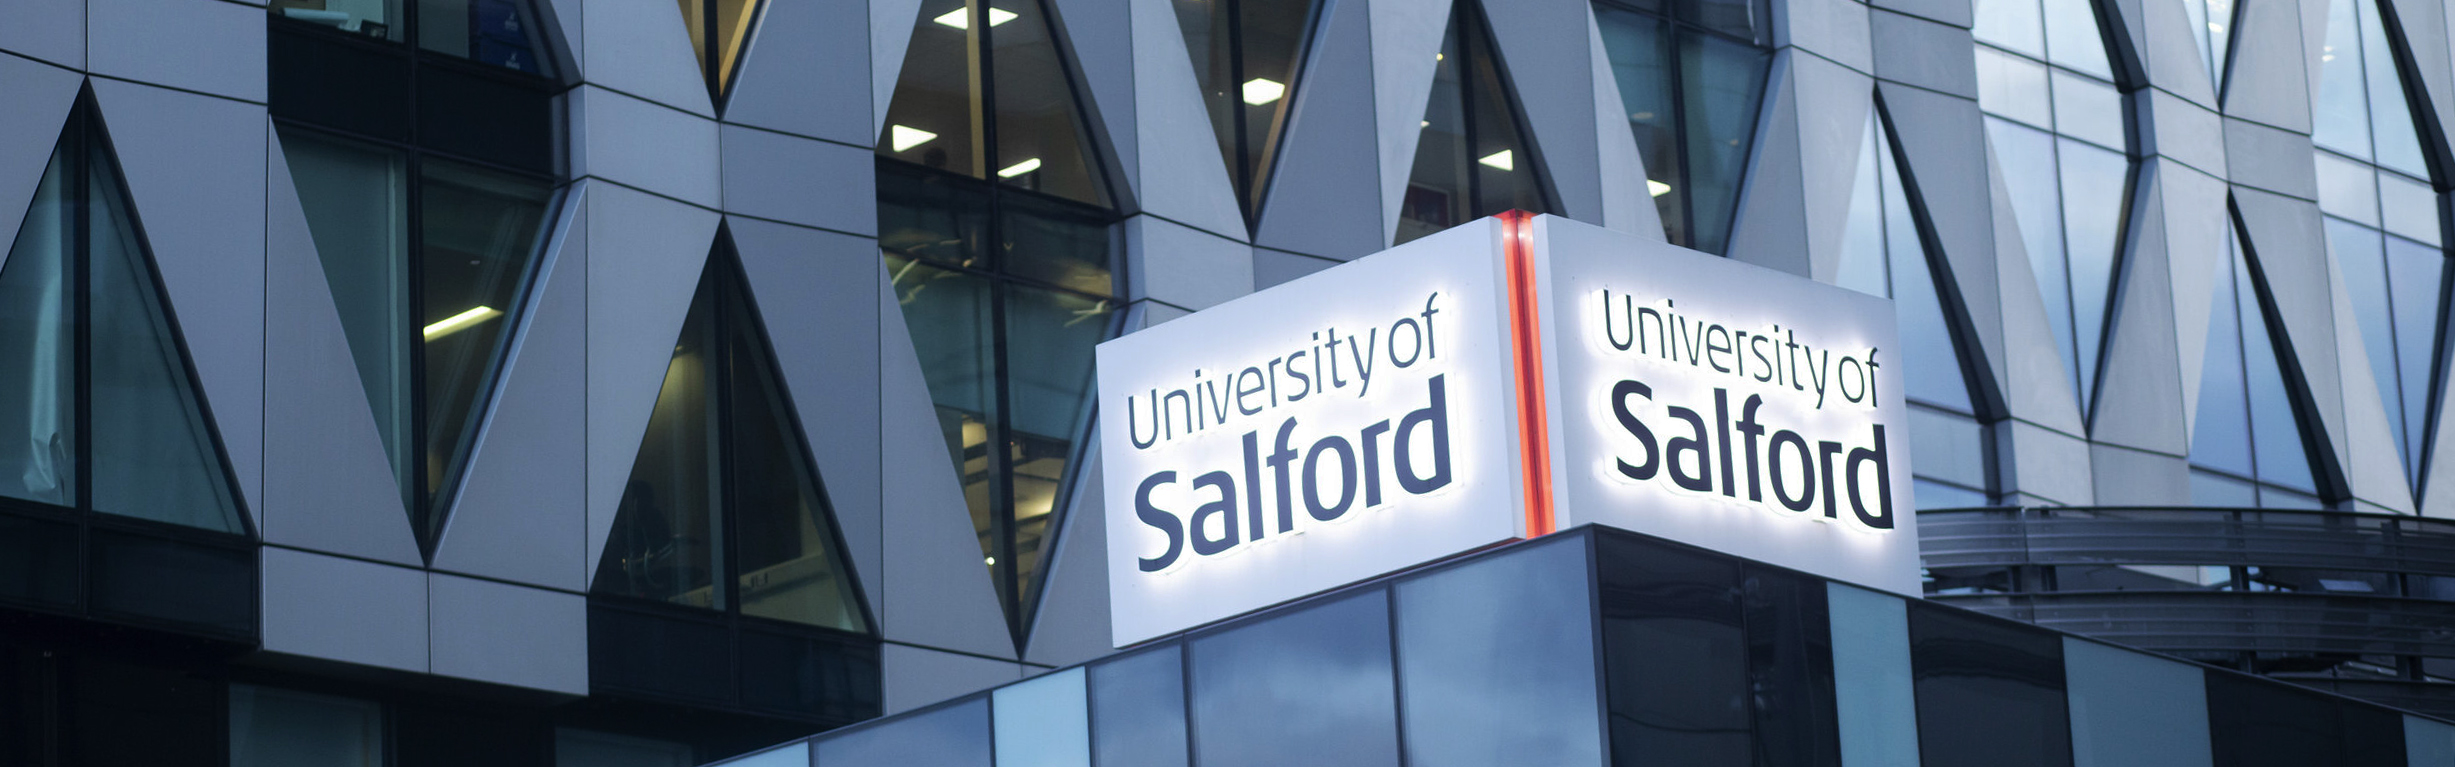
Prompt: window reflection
<box><xmin>1909</xmin><ymin>604</ymin><xmax>2074</xmax><ymax>766</ymax></box>
<box><xmin>1594</xmin><ymin>0</ymin><xmax>1772</xmax><ymax>254</ymax></box>
<box><xmin>2190</xmin><ymin>221</ymin><xmax>2327</xmax><ymax>506</ymax></box>
<box><xmin>881</xmin><ymin>0</ymin><xmax>1112</xmax><ymax>207</ymax></box>
<box><xmin>1396</xmin><ymin>1</ymin><xmax>1555</xmax><ymax>244</ymax></box>
<box><xmin>267</xmin><ymin>0</ymin><xmax>552</xmax><ymax>74</ymax></box>
<box><xmin>1174</xmin><ymin>0</ymin><xmax>1324</xmax><ymax>221</ymax></box>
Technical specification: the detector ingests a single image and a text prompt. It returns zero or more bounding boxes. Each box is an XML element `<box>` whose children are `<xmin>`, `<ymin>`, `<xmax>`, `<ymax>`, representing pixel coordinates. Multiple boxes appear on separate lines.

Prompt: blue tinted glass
<box><xmin>1828</xmin><ymin>585</ymin><xmax>1920</xmax><ymax>766</ymax></box>
<box><xmin>1597</xmin><ymin>535</ymin><xmax>1750</xmax><ymax>763</ymax></box>
<box><xmin>1976</xmin><ymin>47</ymin><xmax>2053</xmax><ymax>127</ymax></box>
<box><xmin>2190</xmin><ymin>234</ymin><xmax>2254</xmax><ymax>478</ymax></box>
<box><xmin>2062</xmin><ymin>639</ymin><xmax>2212</xmax><ymax>767</ymax></box>
<box><xmin>1595</xmin><ymin>8</ymin><xmax>1683</xmax><ymax>247</ymax></box>
<box><xmin>993</xmin><ymin>669</ymin><xmax>1088</xmax><ymax>767</ymax></box>
<box><xmin>1987</xmin><ymin>118</ymin><xmax>2080</xmax><ymax>401</ymax></box>
<box><xmin>1908</xmin><ymin>407</ymin><xmax>1990</xmax><ymax>493</ymax></box>
<box><xmin>2358</xmin><ymin>0</ymin><xmax>2429</xmax><ymax>177</ymax></box>
<box><xmin>1879</xmin><ymin>126</ymin><xmax>1978</xmax><ymax>414</ymax></box>
<box><xmin>1189</xmin><ymin>591</ymin><xmax>1400</xmax><ymax>767</ymax></box>
<box><xmin>1909</xmin><ymin>605</ymin><xmax>2072</xmax><ymax>767</ymax></box>
<box><xmin>1396</xmin><ymin>537</ymin><xmax>1603</xmax><ymax>767</ymax></box>
<box><xmin>2189</xmin><ymin>469</ymin><xmax>2258</xmax><ymax>506</ymax></box>
<box><xmin>815</xmin><ymin>698</ymin><xmax>990</xmax><ymax>767</ymax></box>
<box><xmin>1679</xmin><ymin>31</ymin><xmax>1770</xmax><ymax>254</ymax></box>
<box><xmin>1089</xmin><ymin>646</ymin><xmax>1188</xmax><ymax>767</ymax></box>
<box><xmin>2386</xmin><ymin>236</ymin><xmax>2442</xmax><ymax>471</ymax></box>
<box><xmin>2409</xmin><ymin>716</ymin><xmax>2455</xmax><ymax>765</ymax></box>
<box><xmin>2327</xmin><ymin>218</ymin><xmax>2402</xmax><ymax>466</ymax></box>
<box><xmin>1915</xmin><ymin>478</ymin><xmax>1992</xmax><ymax>508</ymax></box>
<box><xmin>2204</xmin><ymin>673</ymin><xmax>2352</xmax><ymax>766</ymax></box>
<box><xmin>2048</xmin><ymin>71</ymin><xmax>2123</xmax><ymax>149</ymax></box>
<box><xmin>2236</xmin><ymin>254</ymin><xmax>2317</xmax><ymax>493</ymax></box>
<box><xmin>2058</xmin><ymin>138</ymin><xmax>2126</xmax><ymax>411</ymax></box>
<box><xmin>2039</xmin><ymin>0</ymin><xmax>2111</xmax><ymax>78</ymax></box>
<box><xmin>1973</xmin><ymin>0</ymin><xmax>2045</xmax><ymax>57</ymax></box>
<box><xmin>0</xmin><ymin>144</ymin><xmax>74</xmax><ymax>508</ymax></box>
<box><xmin>2313</xmin><ymin>0</ymin><xmax>2373</xmax><ymax>158</ymax></box>
<box><xmin>1837</xmin><ymin>112</ymin><xmax>1890</xmax><ymax>299</ymax></box>
<box><xmin>716</xmin><ymin>743</ymin><xmax>805</xmax><ymax>767</ymax></box>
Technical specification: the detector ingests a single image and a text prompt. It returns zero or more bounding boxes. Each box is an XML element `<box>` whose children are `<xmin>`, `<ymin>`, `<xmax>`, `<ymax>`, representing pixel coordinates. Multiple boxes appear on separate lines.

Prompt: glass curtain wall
<box><xmin>879</xmin><ymin>0</ymin><xmax>1121</xmax><ymax>639</ymax></box>
<box><xmin>2180</xmin><ymin>0</ymin><xmax>2237</xmax><ymax>92</ymax></box>
<box><xmin>1591</xmin><ymin>0</ymin><xmax>1773</xmax><ymax>254</ymax></box>
<box><xmin>1395</xmin><ymin>0</ymin><xmax>1556</xmax><ymax>244</ymax></box>
<box><xmin>1836</xmin><ymin>107</ymin><xmax>1997</xmax><ymax>509</ymax></box>
<box><xmin>2190</xmin><ymin>220</ymin><xmax>2330</xmax><ymax>507</ymax></box>
<box><xmin>1173</xmin><ymin>0</ymin><xmax>1324</xmax><ymax>223</ymax></box>
<box><xmin>1972</xmin><ymin>0</ymin><xmax>2135</xmax><ymax>420</ymax></box>
<box><xmin>594</xmin><ymin>242</ymin><xmax>871</xmax><ymax>635</ymax></box>
<box><xmin>2312</xmin><ymin>0</ymin><xmax>2450</xmax><ymax>487</ymax></box>
<box><xmin>270</xmin><ymin>1</ymin><xmax>559</xmax><ymax>556</ymax></box>
<box><xmin>679</xmin><ymin>0</ymin><xmax>764</xmax><ymax>98</ymax></box>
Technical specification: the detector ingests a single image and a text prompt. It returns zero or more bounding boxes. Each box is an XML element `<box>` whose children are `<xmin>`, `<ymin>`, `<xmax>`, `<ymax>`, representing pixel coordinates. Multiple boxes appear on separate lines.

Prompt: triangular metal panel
<box><xmin>1049</xmin><ymin>0</ymin><xmax>1141</xmax><ymax>211</ymax></box>
<box><xmin>872</xmin><ymin>0</ymin><xmax>929</xmax><ymax>137</ymax></box>
<box><xmin>581</xmin><ymin>1</ymin><xmax>714</xmax><ymax>117</ymax></box>
<box><xmin>2130</xmin><ymin>0</ymin><xmax>2217</xmax><ymax>106</ymax></box>
<box><xmin>584</xmin><ymin>186</ymin><xmax>720</xmax><ymax>582</ymax></box>
<box><xmin>1587</xmin><ymin>9</ymin><xmax>1664</xmax><ymax>241</ymax></box>
<box><xmin>1371</xmin><ymin>0</ymin><xmax>1457</xmax><ymax>245</ymax></box>
<box><xmin>1020</xmin><ymin>423</ymin><xmax>1109</xmax><ymax>668</ymax></box>
<box><xmin>2323</xmin><ymin>242</ymin><xmax>2418</xmax><ymax>512</ymax></box>
<box><xmin>437</xmin><ymin>184</ymin><xmax>590</xmax><ymax>590</ymax></box>
<box><xmin>2223</xmin><ymin>0</ymin><xmax>2313</xmax><ymax>129</ymax></box>
<box><xmin>261</xmin><ymin>123</ymin><xmax>421</xmax><ymax>563</ymax></box>
<box><xmin>2231</xmin><ymin>187</ymin><xmax>2351</xmax><ymax>491</ymax></box>
<box><xmin>877</xmin><ymin>264</ymin><xmax>1023</xmax><ymax>659</ymax></box>
<box><xmin>725</xmin><ymin>0</ymin><xmax>873</xmax><ymax>145</ymax></box>
<box><xmin>1479</xmin><ymin>0</ymin><xmax>1602</xmax><ymax>223</ymax></box>
<box><xmin>1733</xmin><ymin>54</ymin><xmax>1873</xmax><ymax>283</ymax></box>
<box><xmin>1254</xmin><ymin>0</ymin><xmax>1388</xmax><ymax>260</ymax></box>
<box><xmin>2384</xmin><ymin>0</ymin><xmax>2455</xmax><ymax>151</ymax></box>
<box><xmin>2158</xmin><ymin>164</ymin><xmax>2231</xmax><ymax>439</ymax></box>
<box><xmin>90</xmin><ymin>80</ymin><xmax>266</xmax><ymax>516</ymax></box>
<box><xmin>1726</xmin><ymin>57</ymin><xmax>1811</xmax><ymax>276</ymax></box>
<box><xmin>1983</xmin><ymin>141</ymin><xmax>2089</xmax><ymax>436</ymax></box>
<box><xmin>1127</xmin><ymin>0</ymin><xmax>1250</xmax><ymax>241</ymax></box>
<box><xmin>541</xmin><ymin>0</ymin><xmax>582</xmax><ymax>74</ymax></box>
<box><xmin>1876</xmin><ymin>83</ymin><xmax>2011</xmax><ymax>404</ymax></box>
<box><xmin>0</xmin><ymin>0</ymin><xmax>81</xmax><ymax>70</ymax></box>
<box><xmin>728</xmin><ymin>216</ymin><xmax>885</xmax><ymax>620</ymax></box>
<box><xmin>0</xmin><ymin>57</ymin><xmax>80</xmax><ymax>281</ymax></box>
<box><xmin>2421</xmin><ymin>356</ymin><xmax>2455</xmax><ymax>514</ymax></box>
<box><xmin>2088</xmin><ymin>162</ymin><xmax>2188</xmax><ymax>455</ymax></box>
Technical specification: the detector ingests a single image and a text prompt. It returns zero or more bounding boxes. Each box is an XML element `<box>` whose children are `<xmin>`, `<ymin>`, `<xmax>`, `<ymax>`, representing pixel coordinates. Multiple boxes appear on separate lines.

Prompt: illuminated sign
<box><xmin>1098</xmin><ymin>214</ymin><xmax>1916</xmax><ymax>647</ymax></box>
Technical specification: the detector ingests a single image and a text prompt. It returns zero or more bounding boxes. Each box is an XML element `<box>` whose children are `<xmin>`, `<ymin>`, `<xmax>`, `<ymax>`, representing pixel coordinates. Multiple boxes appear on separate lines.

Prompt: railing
<box><xmin>1919</xmin><ymin>506</ymin><xmax>2455</xmax><ymax>576</ymax></box>
<box><xmin>1943</xmin><ymin>591</ymin><xmax>2455</xmax><ymax>660</ymax></box>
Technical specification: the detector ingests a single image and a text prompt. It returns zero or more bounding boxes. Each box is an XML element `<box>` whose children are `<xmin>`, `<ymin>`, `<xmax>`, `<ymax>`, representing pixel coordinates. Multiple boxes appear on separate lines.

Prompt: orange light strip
<box><xmin>1500</xmin><ymin>211</ymin><xmax>1557</xmax><ymax>537</ymax></box>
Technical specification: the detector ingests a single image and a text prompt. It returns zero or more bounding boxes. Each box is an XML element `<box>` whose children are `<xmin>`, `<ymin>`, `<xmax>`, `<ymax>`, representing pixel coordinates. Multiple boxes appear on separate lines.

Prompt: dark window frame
<box><xmin>1397</xmin><ymin>0</ymin><xmax>1562</xmax><ymax>243</ymax></box>
<box><xmin>1590</xmin><ymin>0</ymin><xmax>1774</xmax><ymax>253</ymax></box>
<box><xmin>1196</xmin><ymin>0</ymin><xmax>1330</xmax><ymax>228</ymax></box>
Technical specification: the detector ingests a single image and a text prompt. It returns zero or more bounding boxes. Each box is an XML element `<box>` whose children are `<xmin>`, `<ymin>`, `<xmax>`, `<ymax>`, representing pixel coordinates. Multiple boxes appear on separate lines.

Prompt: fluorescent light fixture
<box><xmin>985</xmin><ymin>556</ymin><xmax>998</xmax><ymax>566</ymax></box>
<box><xmin>1420</xmin><ymin>120</ymin><xmax>1430</xmax><ymax>128</ymax></box>
<box><xmin>890</xmin><ymin>125</ymin><xmax>938</xmax><ymax>152</ymax></box>
<box><xmin>1241</xmin><ymin>78</ymin><xmax>1285</xmax><ymax>105</ymax></box>
<box><xmin>1648</xmin><ymin>179</ymin><xmax>1673</xmax><ymax>197</ymax></box>
<box><xmin>997</xmin><ymin>157</ymin><xmax>1042</xmax><ymax>177</ymax></box>
<box><xmin>423</xmin><ymin>306</ymin><xmax>503</xmax><ymax>341</ymax></box>
<box><xmin>1477</xmin><ymin>150</ymin><xmax>1513</xmax><ymax>171</ymax></box>
<box><xmin>932</xmin><ymin>7</ymin><xmax>1017</xmax><ymax>29</ymax></box>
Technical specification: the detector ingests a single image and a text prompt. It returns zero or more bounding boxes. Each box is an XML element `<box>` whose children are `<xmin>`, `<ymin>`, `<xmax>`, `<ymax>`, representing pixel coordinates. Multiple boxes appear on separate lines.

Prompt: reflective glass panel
<box><xmin>816</xmin><ymin>698</ymin><xmax>991</xmax><ymax>767</ymax></box>
<box><xmin>881</xmin><ymin>0</ymin><xmax>984</xmax><ymax>177</ymax></box>
<box><xmin>1679</xmin><ymin>31</ymin><xmax>1770</xmax><ymax>255</ymax></box>
<box><xmin>730</xmin><ymin>289</ymin><xmax>867</xmax><ymax>632</ymax></box>
<box><xmin>230</xmin><ymin>686</ymin><xmax>383</xmax><ymax>767</ymax></box>
<box><xmin>270</xmin><ymin>0</ymin><xmax>405</xmax><ymax>40</ymax></box>
<box><xmin>87</xmin><ymin>152</ymin><xmax>245</xmax><ymax>533</ymax></box>
<box><xmin>2314</xmin><ymin>0</ymin><xmax>2374</xmax><ymax>159</ymax></box>
<box><xmin>1909</xmin><ymin>604</ymin><xmax>2073</xmax><ymax>766</ymax></box>
<box><xmin>1089</xmin><ymin>646</ymin><xmax>1189</xmax><ymax>767</ymax></box>
<box><xmin>1189</xmin><ymin>591</ymin><xmax>1401</xmax><ymax>767</ymax></box>
<box><xmin>597</xmin><ymin>275</ymin><xmax>725</xmax><ymax>610</ymax></box>
<box><xmin>280</xmin><ymin>128</ymin><xmax>413</xmax><ymax>506</ymax></box>
<box><xmin>1002</xmin><ymin>283</ymin><xmax>1104</xmax><ymax>602</ymax></box>
<box><xmin>888</xmin><ymin>257</ymin><xmax>1000</xmax><ymax>568</ymax></box>
<box><xmin>1596</xmin><ymin>7</ymin><xmax>1682</xmax><ymax>244</ymax></box>
<box><xmin>1399</xmin><ymin>4</ymin><xmax>1554</xmax><ymax>244</ymax></box>
<box><xmin>417</xmin><ymin>159</ymin><xmax>547</xmax><ymax>532</ymax></box>
<box><xmin>992</xmin><ymin>668</ymin><xmax>1089</xmax><ymax>767</ymax></box>
<box><xmin>881</xmin><ymin>0</ymin><xmax>1112</xmax><ymax>206</ymax></box>
<box><xmin>1598</xmin><ymin>534</ymin><xmax>1750</xmax><ymax>763</ymax></box>
<box><xmin>990</xmin><ymin>0</ymin><xmax>1110</xmax><ymax>205</ymax></box>
<box><xmin>1973</xmin><ymin>0</ymin><xmax>2045</xmax><ymax>57</ymax></box>
<box><xmin>555</xmin><ymin>730</ymin><xmax>694</xmax><ymax>767</ymax></box>
<box><xmin>2190</xmin><ymin>228</ymin><xmax>2255</xmax><ymax>479</ymax></box>
<box><xmin>0</xmin><ymin>144</ymin><xmax>75</xmax><ymax>507</ymax></box>
<box><xmin>1828</xmin><ymin>585</ymin><xmax>1919</xmax><ymax>766</ymax></box>
<box><xmin>2062</xmin><ymin>639</ymin><xmax>2212</xmax><ymax>767</ymax></box>
<box><xmin>1396</xmin><ymin>537</ymin><xmax>1602</xmax><ymax>767</ymax></box>
<box><xmin>418</xmin><ymin>0</ymin><xmax>552</xmax><ymax>73</ymax></box>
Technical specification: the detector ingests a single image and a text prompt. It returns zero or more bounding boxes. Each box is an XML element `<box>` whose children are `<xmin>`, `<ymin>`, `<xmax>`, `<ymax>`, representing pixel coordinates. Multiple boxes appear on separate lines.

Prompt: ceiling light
<box><xmin>1420</xmin><ymin>120</ymin><xmax>1430</xmax><ymax>128</ymax></box>
<box><xmin>890</xmin><ymin>125</ymin><xmax>938</xmax><ymax>152</ymax></box>
<box><xmin>1435</xmin><ymin>52</ymin><xmax>1444</xmax><ymax>61</ymax></box>
<box><xmin>1241</xmin><ymin>78</ymin><xmax>1285</xmax><ymax>105</ymax></box>
<box><xmin>932</xmin><ymin>7</ymin><xmax>1017</xmax><ymax>29</ymax></box>
<box><xmin>2206</xmin><ymin>22</ymin><xmax>2223</xmax><ymax>33</ymax></box>
<box><xmin>985</xmin><ymin>556</ymin><xmax>998</xmax><ymax>566</ymax></box>
<box><xmin>997</xmin><ymin>157</ymin><xmax>1042</xmax><ymax>177</ymax></box>
<box><xmin>1648</xmin><ymin>179</ymin><xmax>1673</xmax><ymax>197</ymax></box>
<box><xmin>423</xmin><ymin>306</ymin><xmax>503</xmax><ymax>341</ymax></box>
<box><xmin>1478</xmin><ymin>149</ymin><xmax>1513</xmax><ymax>171</ymax></box>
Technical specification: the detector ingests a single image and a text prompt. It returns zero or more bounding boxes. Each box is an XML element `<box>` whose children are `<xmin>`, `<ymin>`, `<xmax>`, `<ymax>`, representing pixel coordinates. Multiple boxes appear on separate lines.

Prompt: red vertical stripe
<box><xmin>1500</xmin><ymin>211</ymin><xmax>1556</xmax><ymax>537</ymax></box>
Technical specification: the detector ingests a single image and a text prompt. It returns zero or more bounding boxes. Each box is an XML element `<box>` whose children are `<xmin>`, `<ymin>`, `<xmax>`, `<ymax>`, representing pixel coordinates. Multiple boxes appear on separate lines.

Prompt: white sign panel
<box><xmin>1095</xmin><ymin>220</ymin><xmax>1527</xmax><ymax>647</ymax></box>
<box><xmin>1535</xmin><ymin>217</ymin><xmax>1920</xmax><ymax>594</ymax></box>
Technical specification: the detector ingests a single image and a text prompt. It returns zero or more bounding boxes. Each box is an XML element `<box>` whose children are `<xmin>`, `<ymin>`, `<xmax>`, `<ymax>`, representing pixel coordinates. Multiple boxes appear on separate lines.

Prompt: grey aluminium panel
<box><xmin>91</xmin><ymin>80</ymin><xmax>268</xmax><ymax>517</ymax></box>
<box><xmin>1483</xmin><ymin>0</ymin><xmax>1605</xmax><ymax>225</ymax></box>
<box><xmin>721</xmin><ymin>0</ymin><xmax>874</xmax><ymax>146</ymax></box>
<box><xmin>1725</xmin><ymin>55</ymin><xmax>1811</xmax><ymax>276</ymax></box>
<box><xmin>729</xmin><ymin>215</ymin><xmax>886</xmax><ymax>620</ymax></box>
<box><xmin>2218</xmin><ymin>0</ymin><xmax>2311</xmax><ymax>133</ymax></box>
<box><xmin>1876</xmin><ymin>83</ymin><xmax>2009</xmax><ymax>406</ymax></box>
<box><xmin>578</xmin><ymin>0</ymin><xmax>712</xmax><ymax>117</ymax></box>
<box><xmin>2086</xmin><ymin>162</ymin><xmax>2187</xmax><ymax>455</ymax></box>
<box><xmin>872</xmin><ymin>0</ymin><xmax>929</xmax><ymax>137</ymax></box>
<box><xmin>1048</xmin><ymin>0</ymin><xmax>1140</xmax><ymax>211</ymax></box>
<box><xmin>583</xmin><ymin>185</ymin><xmax>720</xmax><ymax>583</ymax></box>
<box><xmin>0</xmin><ymin>0</ymin><xmax>81</xmax><ymax>69</ymax></box>
<box><xmin>2383</xmin><ymin>0</ymin><xmax>2455</xmax><ymax>151</ymax></box>
<box><xmin>1125</xmin><ymin>0</ymin><xmax>1249</xmax><ymax>240</ymax></box>
<box><xmin>1867</xmin><ymin>0</ymin><xmax>1971</xmax><ymax>31</ymax></box>
<box><xmin>87</xmin><ymin>0</ymin><xmax>265</xmax><ymax>103</ymax></box>
<box><xmin>428</xmin><ymin>573</ymin><xmax>589</xmax><ymax>695</ymax></box>
<box><xmin>2063</xmin><ymin>638</ymin><xmax>2213</xmax><ymax>767</ymax></box>
<box><xmin>2138</xmin><ymin>90</ymin><xmax>2227</xmax><ymax>178</ymax></box>
<box><xmin>2221</xmin><ymin>117</ymin><xmax>2318</xmax><ymax>202</ymax></box>
<box><xmin>2129</xmin><ymin>0</ymin><xmax>2216</xmax><ymax>107</ymax></box>
<box><xmin>1022</xmin><ymin>427</ymin><xmax>1111</xmax><ymax>668</ymax></box>
<box><xmin>2323</xmin><ymin>243</ymin><xmax>2416</xmax><ymax>512</ymax></box>
<box><xmin>1778</xmin><ymin>0</ymin><xmax>1873</xmax><ymax>73</ymax></box>
<box><xmin>262</xmin><ymin>124</ymin><xmax>422</xmax><ymax>564</ymax></box>
<box><xmin>261</xmin><ymin>546</ymin><xmax>429</xmax><ymax>673</ymax></box>
<box><xmin>576</xmin><ymin>86</ymin><xmax>723</xmax><ymax>209</ymax></box>
<box><xmin>2090</xmin><ymin>443</ymin><xmax>2191</xmax><ymax>505</ymax></box>
<box><xmin>1125</xmin><ymin>215</ymin><xmax>1255</xmax><ymax>312</ymax></box>
<box><xmin>1869</xmin><ymin>9</ymin><xmax>1979</xmax><ymax>100</ymax></box>
<box><xmin>435</xmin><ymin>183</ymin><xmax>590</xmax><ymax>590</ymax></box>
<box><xmin>2230</xmin><ymin>186</ymin><xmax>2349</xmax><ymax>490</ymax></box>
<box><xmin>1254</xmin><ymin>0</ymin><xmax>1388</xmax><ymax>259</ymax></box>
<box><xmin>1588</xmin><ymin>8</ymin><xmax>1666</xmax><ymax>240</ymax></box>
<box><xmin>2153</xmin><ymin>162</ymin><xmax>2230</xmax><ymax>433</ymax></box>
<box><xmin>1368</xmin><ymin>0</ymin><xmax>1456</xmax><ymax>245</ymax></box>
<box><xmin>719</xmin><ymin>124</ymin><xmax>878</xmax><ymax>235</ymax></box>
<box><xmin>0</xmin><ymin>54</ymin><xmax>83</xmax><ymax>280</ymax></box>
<box><xmin>1252</xmin><ymin>247</ymin><xmax>1340</xmax><ymax>290</ymax></box>
<box><xmin>1733</xmin><ymin>53</ymin><xmax>1873</xmax><ymax>283</ymax></box>
<box><xmin>881</xmin><ymin>637</ymin><xmax>1025</xmax><ymax>714</ymax></box>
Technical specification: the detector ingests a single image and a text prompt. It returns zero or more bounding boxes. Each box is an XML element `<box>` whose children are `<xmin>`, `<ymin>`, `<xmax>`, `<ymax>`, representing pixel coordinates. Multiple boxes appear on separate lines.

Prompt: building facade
<box><xmin>5</xmin><ymin>0</ymin><xmax>2455</xmax><ymax>761</ymax></box>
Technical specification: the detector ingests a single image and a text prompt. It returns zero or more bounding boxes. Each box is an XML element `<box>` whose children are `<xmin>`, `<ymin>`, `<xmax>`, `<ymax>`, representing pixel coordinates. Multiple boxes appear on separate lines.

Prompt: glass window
<box><xmin>2310</xmin><ymin>0</ymin><xmax>2448</xmax><ymax>488</ymax></box>
<box><xmin>1089</xmin><ymin>645</ymin><xmax>1189</xmax><ymax>767</ymax></box>
<box><xmin>1594</xmin><ymin>0</ymin><xmax>1773</xmax><ymax>254</ymax></box>
<box><xmin>1972</xmin><ymin>0</ymin><xmax>2135</xmax><ymax>419</ymax></box>
<box><xmin>1828</xmin><ymin>584</ymin><xmax>1921</xmax><ymax>766</ymax></box>
<box><xmin>0</xmin><ymin>102</ymin><xmax>246</xmax><ymax>534</ymax></box>
<box><xmin>1395</xmin><ymin>537</ymin><xmax>1602</xmax><ymax>767</ymax></box>
<box><xmin>2180</xmin><ymin>0</ymin><xmax>2236</xmax><ymax>91</ymax></box>
<box><xmin>2205</xmin><ymin>671</ymin><xmax>2410</xmax><ymax>765</ymax></box>
<box><xmin>992</xmin><ymin>668</ymin><xmax>1090</xmax><ymax>767</ymax></box>
<box><xmin>268</xmin><ymin>0</ymin><xmax>552</xmax><ymax>74</ymax></box>
<box><xmin>879</xmin><ymin>161</ymin><xmax>1117</xmax><ymax>639</ymax></box>
<box><xmin>1189</xmin><ymin>590</ymin><xmax>1401</xmax><ymax>767</ymax></box>
<box><xmin>594</xmin><ymin>242</ymin><xmax>871</xmax><ymax>635</ymax></box>
<box><xmin>815</xmin><ymin>698</ymin><xmax>992</xmax><ymax>767</ymax></box>
<box><xmin>556</xmin><ymin>729</ymin><xmax>695</xmax><ymax>767</ymax></box>
<box><xmin>2062</xmin><ymin>639</ymin><xmax>2212</xmax><ymax>767</ymax></box>
<box><xmin>1173</xmin><ymin>0</ymin><xmax>1323</xmax><ymax>221</ymax></box>
<box><xmin>271</xmin><ymin>0</ymin><xmax>559</xmax><ymax>553</ymax></box>
<box><xmin>1908</xmin><ymin>603</ymin><xmax>2073</xmax><ymax>766</ymax></box>
<box><xmin>880</xmin><ymin>0</ymin><xmax>1113</xmax><ymax>208</ymax></box>
<box><xmin>1836</xmin><ymin>108</ymin><xmax>1997</xmax><ymax>506</ymax></box>
<box><xmin>2191</xmin><ymin>221</ymin><xmax>2328</xmax><ymax>505</ymax></box>
<box><xmin>231</xmin><ymin>686</ymin><xmax>384</xmax><ymax>767</ymax></box>
<box><xmin>1396</xmin><ymin>1</ymin><xmax>1557</xmax><ymax>244</ymax></box>
<box><xmin>709</xmin><ymin>742</ymin><xmax>805</xmax><ymax>767</ymax></box>
<box><xmin>1596</xmin><ymin>533</ymin><xmax>1752</xmax><ymax>764</ymax></box>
